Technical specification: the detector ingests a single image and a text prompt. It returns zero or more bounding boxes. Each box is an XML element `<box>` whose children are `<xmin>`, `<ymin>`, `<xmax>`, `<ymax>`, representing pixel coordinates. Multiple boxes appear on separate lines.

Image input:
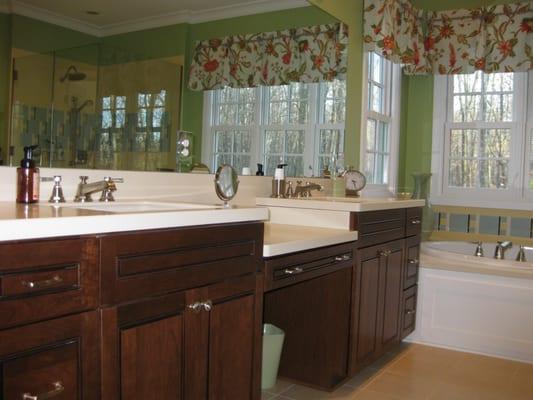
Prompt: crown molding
<box><xmin>101</xmin><ymin>0</ymin><xmax>310</xmax><ymax>36</ymax></box>
<box><xmin>11</xmin><ymin>1</ymin><xmax>102</xmax><ymax>36</ymax></box>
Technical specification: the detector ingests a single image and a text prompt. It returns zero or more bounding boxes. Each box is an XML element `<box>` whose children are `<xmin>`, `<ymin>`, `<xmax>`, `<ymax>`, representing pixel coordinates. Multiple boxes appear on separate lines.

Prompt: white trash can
<box><xmin>261</xmin><ymin>324</ymin><xmax>285</xmax><ymax>390</ymax></box>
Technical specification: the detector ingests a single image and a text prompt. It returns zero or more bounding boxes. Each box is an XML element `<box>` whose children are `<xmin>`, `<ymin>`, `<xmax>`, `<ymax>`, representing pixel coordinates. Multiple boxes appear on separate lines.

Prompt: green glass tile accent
<box><xmin>510</xmin><ymin>218</ymin><xmax>532</xmax><ymax>238</ymax></box>
<box><xmin>449</xmin><ymin>214</ymin><xmax>469</xmax><ymax>233</ymax></box>
<box><xmin>478</xmin><ymin>215</ymin><xmax>500</xmax><ymax>235</ymax></box>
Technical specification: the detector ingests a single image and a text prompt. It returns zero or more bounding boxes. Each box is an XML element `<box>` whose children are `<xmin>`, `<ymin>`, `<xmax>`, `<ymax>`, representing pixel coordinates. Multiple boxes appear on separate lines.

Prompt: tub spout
<box><xmin>494</xmin><ymin>241</ymin><xmax>512</xmax><ymax>260</ymax></box>
<box><xmin>474</xmin><ymin>241</ymin><xmax>484</xmax><ymax>257</ymax></box>
<box><xmin>516</xmin><ymin>246</ymin><xmax>527</xmax><ymax>262</ymax></box>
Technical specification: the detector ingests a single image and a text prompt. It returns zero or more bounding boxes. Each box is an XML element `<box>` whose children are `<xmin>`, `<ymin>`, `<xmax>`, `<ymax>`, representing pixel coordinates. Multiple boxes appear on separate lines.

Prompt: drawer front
<box><xmin>0</xmin><ymin>311</ymin><xmax>99</xmax><ymax>400</ymax></box>
<box><xmin>404</xmin><ymin>235</ymin><xmax>420</xmax><ymax>289</ymax></box>
<box><xmin>401</xmin><ymin>285</ymin><xmax>418</xmax><ymax>340</ymax></box>
<box><xmin>405</xmin><ymin>208</ymin><xmax>423</xmax><ymax>237</ymax></box>
<box><xmin>264</xmin><ymin>242</ymin><xmax>355</xmax><ymax>291</ymax></box>
<box><xmin>100</xmin><ymin>222</ymin><xmax>263</xmax><ymax>305</ymax></box>
<box><xmin>351</xmin><ymin>209</ymin><xmax>406</xmax><ymax>247</ymax></box>
<box><xmin>0</xmin><ymin>238</ymin><xmax>98</xmax><ymax>329</ymax></box>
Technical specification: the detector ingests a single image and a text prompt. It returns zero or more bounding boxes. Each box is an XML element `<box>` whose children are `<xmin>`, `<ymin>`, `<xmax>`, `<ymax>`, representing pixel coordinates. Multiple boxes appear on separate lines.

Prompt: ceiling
<box><xmin>0</xmin><ymin>0</ymin><xmax>310</xmax><ymax>36</ymax></box>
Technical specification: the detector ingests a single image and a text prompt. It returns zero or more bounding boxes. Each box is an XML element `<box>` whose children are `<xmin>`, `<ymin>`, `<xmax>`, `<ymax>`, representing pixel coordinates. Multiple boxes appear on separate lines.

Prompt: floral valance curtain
<box><xmin>188</xmin><ymin>23</ymin><xmax>348</xmax><ymax>91</ymax></box>
<box><xmin>364</xmin><ymin>0</ymin><xmax>533</xmax><ymax>74</ymax></box>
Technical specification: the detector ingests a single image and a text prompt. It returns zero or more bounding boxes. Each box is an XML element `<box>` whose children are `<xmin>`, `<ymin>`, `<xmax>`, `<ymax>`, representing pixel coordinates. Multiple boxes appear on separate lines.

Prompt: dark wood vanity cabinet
<box><xmin>0</xmin><ymin>221</ymin><xmax>264</xmax><ymax>400</ymax></box>
<box><xmin>350</xmin><ymin>207</ymin><xmax>422</xmax><ymax>373</ymax></box>
<box><xmin>263</xmin><ymin>243</ymin><xmax>355</xmax><ymax>390</ymax></box>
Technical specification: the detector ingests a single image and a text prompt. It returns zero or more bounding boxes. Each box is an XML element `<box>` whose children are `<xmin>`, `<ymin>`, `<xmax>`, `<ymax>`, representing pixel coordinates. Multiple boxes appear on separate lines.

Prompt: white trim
<box><xmin>10</xmin><ymin>1</ymin><xmax>101</xmax><ymax>37</ymax></box>
<box><xmin>5</xmin><ymin>0</ymin><xmax>310</xmax><ymax>38</ymax></box>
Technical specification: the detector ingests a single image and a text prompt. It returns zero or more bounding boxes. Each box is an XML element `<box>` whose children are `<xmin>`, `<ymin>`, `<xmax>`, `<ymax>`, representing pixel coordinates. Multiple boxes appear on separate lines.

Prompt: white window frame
<box><xmin>202</xmin><ymin>81</ymin><xmax>346</xmax><ymax>177</ymax></box>
<box><xmin>431</xmin><ymin>71</ymin><xmax>532</xmax><ymax>210</ymax></box>
<box><xmin>360</xmin><ymin>52</ymin><xmax>401</xmax><ymax>194</ymax></box>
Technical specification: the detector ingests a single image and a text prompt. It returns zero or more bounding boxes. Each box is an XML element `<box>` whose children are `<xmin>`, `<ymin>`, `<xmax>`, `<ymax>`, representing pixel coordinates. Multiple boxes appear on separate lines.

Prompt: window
<box><xmin>136</xmin><ymin>90</ymin><xmax>167</xmax><ymax>153</ymax></box>
<box><xmin>98</xmin><ymin>95</ymin><xmax>126</xmax><ymax>167</ymax></box>
<box><xmin>203</xmin><ymin>81</ymin><xmax>346</xmax><ymax>177</ymax></box>
<box><xmin>432</xmin><ymin>71</ymin><xmax>531</xmax><ymax>208</ymax></box>
<box><xmin>361</xmin><ymin>52</ymin><xmax>400</xmax><ymax>188</ymax></box>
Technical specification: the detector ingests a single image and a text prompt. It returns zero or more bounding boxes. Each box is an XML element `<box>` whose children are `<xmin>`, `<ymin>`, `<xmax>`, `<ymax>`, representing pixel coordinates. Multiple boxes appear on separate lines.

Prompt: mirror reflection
<box><xmin>1</xmin><ymin>4</ymin><xmax>346</xmax><ymax>176</ymax></box>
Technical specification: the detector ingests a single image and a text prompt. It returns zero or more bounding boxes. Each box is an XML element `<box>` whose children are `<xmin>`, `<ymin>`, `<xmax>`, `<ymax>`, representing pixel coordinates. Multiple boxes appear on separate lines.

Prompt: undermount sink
<box><xmin>59</xmin><ymin>201</ymin><xmax>223</xmax><ymax>213</ymax></box>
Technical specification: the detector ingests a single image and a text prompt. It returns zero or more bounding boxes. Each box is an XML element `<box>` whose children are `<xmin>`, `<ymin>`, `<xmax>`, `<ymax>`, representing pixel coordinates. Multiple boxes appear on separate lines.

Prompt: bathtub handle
<box><xmin>407</xmin><ymin>259</ymin><xmax>419</xmax><ymax>265</ymax></box>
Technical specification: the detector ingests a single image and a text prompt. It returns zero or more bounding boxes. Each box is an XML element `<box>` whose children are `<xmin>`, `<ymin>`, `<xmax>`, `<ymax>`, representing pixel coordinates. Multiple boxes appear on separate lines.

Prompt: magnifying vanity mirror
<box><xmin>214</xmin><ymin>165</ymin><xmax>239</xmax><ymax>207</ymax></box>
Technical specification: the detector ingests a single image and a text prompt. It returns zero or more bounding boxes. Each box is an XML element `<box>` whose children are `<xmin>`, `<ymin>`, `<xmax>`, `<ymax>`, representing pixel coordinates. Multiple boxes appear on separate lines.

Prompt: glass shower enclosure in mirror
<box><xmin>10</xmin><ymin>44</ymin><xmax>182</xmax><ymax>171</ymax></box>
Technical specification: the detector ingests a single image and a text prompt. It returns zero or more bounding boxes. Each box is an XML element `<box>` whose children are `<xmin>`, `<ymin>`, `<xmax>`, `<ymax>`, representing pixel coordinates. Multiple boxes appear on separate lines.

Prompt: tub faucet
<box><xmin>474</xmin><ymin>242</ymin><xmax>484</xmax><ymax>257</ymax></box>
<box><xmin>516</xmin><ymin>246</ymin><xmax>527</xmax><ymax>262</ymax></box>
<box><xmin>494</xmin><ymin>241</ymin><xmax>512</xmax><ymax>260</ymax></box>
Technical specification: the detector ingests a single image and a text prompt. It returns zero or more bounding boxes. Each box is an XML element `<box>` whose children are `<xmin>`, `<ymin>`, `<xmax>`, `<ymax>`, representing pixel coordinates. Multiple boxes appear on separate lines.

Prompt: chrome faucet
<box><xmin>292</xmin><ymin>181</ymin><xmax>323</xmax><ymax>198</ymax></box>
<box><xmin>473</xmin><ymin>241</ymin><xmax>484</xmax><ymax>257</ymax></box>
<box><xmin>494</xmin><ymin>241</ymin><xmax>512</xmax><ymax>260</ymax></box>
<box><xmin>516</xmin><ymin>246</ymin><xmax>527</xmax><ymax>262</ymax></box>
<box><xmin>74</xmin><ymin>176</ymin><xmax>123</xmax><ymax>202</ymax></box>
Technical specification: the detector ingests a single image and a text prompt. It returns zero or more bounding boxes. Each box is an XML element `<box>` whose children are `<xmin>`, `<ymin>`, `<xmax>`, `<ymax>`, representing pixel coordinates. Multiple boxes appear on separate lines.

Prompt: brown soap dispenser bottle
<box><xmin>16</xmin><ymin>145</ymin><xmax>40</xmax><ymax>204</ymax></box>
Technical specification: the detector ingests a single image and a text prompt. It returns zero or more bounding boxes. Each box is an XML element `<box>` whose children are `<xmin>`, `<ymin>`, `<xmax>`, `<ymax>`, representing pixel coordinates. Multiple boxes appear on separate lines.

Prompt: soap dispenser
<box><xmin>16</xmin><ymin>145</ymin><xmax>40</xmax><ymax>204</ymax></box>
<box><xmin>271</xmin><ymin>163</ymin><xmax>287</xmax><ymax>198</ymax></box>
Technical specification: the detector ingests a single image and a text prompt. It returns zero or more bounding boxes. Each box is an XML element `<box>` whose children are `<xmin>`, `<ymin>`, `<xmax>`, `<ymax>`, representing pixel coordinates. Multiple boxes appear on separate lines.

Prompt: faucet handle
<box><xmin>48</xmin><ymin>175</ymin><xmax>66</xmax><ymax>204</ymax></box>
<box><xmin>79</xmin><ymin>176</ymin><xmax>89</xmax><ymax>184</ymax></box>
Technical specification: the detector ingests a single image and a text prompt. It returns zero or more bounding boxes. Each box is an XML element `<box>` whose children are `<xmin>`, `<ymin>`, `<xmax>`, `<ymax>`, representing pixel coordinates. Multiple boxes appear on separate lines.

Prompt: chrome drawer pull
<box><xmin>202</xmin><ymin>300</ymin><xmax>213</xmax><ymax>312</ymax></box>
<box><xmin>23</xmin><ymin>381</ymin><xmax>64</xmax><ymax>399</ymax></box>
<box><xmin>188</xmin><ymin>300</ymin><xmax>213</xmax><ymax>313</ymax></box>
<box><xmin>405</xmin><ymin>309</ymin><xmax>416</xmax><ymax>316</ymax></box>
<box><xmin>284</xmin><ymin>267</ymin><xmax>304</xmax><ymax>275</ymax></box>
<box><xmin>410</xmin><ymin>219</ymin><xmax>422</xmax><ymax>225</ymax></box>
<box><xmin>22</xmin><ymin>275</ymin><xmax>63</xmax><ymax>289</ymax></box>
<box><xmin>334</xmin><ymin>254</ymin><xmax>351</xmax><ymax>262</ymax></box>
<box><xmin>378</xmin><ymin>250</ymin><xmax>391</xmax><ymax>257</ymax></box>
<box><xmin>408</xmin><ymin>259</ymin><xmax>419</xmax><ymax>265</ymax></box>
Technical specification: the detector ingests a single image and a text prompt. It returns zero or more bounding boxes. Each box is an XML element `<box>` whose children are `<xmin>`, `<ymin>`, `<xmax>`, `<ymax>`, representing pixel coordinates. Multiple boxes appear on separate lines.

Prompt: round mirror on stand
<box><xmin>214</xmin><ymin>165</ymin><xmax>239</xmax><ymax>208</ymax></box>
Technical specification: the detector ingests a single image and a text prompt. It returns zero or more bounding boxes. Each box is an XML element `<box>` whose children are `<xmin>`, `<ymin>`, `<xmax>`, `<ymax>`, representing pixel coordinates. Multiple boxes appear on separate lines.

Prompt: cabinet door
<box><xmin>351</xmin><ymin>239</ymin><xmax>405</xmax><ymax>371</ymax></box>
<box><xmin>265</xmin><ymin>266</ymin><xmax>352</xmax><ymax>390</ymax></box>
<box><xmin>376</xmin><ymin>240</ymin><xmax>405</xmax><ymax>354</ymax></box>
<box><xmin>101</xmin><ymin>291</ymin><xmax>189</xmax><ymax>400</ymax></box>
<box><xmin>101</xmin><ymin>275</ymin><xmax>261</xmax><ymax>400</ymax></box>
<box><xmin>352</xmin><ymin>247</ymin><xmax>381</xmax><ymax>367</ymax></box>
<box><xmin>0</xmin><ymin>311</ymin><xmax>99</xmax><ymax>400</ymax></box>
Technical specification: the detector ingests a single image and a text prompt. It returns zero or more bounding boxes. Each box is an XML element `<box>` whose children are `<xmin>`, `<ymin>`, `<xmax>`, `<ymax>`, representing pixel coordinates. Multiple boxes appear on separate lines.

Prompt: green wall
<box><xmin>0</xmin><ymin>13</ymin><xmax>11</xmax><ymax>162</ymax></box>
<box><xmin>307</xmin><ymin>0</ymin><xmax>363</xmax><ymax>169</ymax></box>
<box><xmin>182</xmin><ymin>6</ymin><xmax>338</xmax><ymax>162</ymax></box>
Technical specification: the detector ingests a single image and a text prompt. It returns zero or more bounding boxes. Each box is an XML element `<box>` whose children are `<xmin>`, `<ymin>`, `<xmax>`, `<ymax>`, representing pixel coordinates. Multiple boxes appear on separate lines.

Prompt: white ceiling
<box><xmin>0</xmin><ymin>0</ymin><xmax>310</xmax><ymax>36</ymax></box>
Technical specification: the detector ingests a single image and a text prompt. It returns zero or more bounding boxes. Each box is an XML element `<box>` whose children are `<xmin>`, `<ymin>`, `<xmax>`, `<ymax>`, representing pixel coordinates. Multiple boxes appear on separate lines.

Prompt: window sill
<box><xmin>430</xmin><ymin>196</ymin><xmax>533</xmax><ymax>212</ymax></box>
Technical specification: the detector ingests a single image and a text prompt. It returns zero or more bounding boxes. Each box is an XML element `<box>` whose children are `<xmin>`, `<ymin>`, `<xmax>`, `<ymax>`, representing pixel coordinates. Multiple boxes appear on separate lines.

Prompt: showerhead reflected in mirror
<box><xmin>214</xmin><ymin>165</ymin><xmax>239</xmax><ymax>208</ymax></box>
<box><xmin>59</xmin><ymin>65</ymin><xmax>87</xmax><ymax>82</ymax></box>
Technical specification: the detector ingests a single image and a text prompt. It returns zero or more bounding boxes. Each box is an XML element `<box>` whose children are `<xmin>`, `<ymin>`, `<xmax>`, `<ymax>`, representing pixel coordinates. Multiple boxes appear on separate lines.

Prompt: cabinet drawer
<box><xmin>405</xmin><ymin>208</ymin><xmax>423</xmax><ymax>237</ymax></box>
<box><xmin>0</xmin><ymin>238</ymin><xmax>98</xmax><ymax>329</ymax></box>
<box><xmin>0</xmin><ymin>311</ymin><xmax>99</xmax><ymax>400</ymax></box>
<box><xmin>351</xmin><ymin>209</ymin><xmax>406</xmax><ymax>247</ymax></box>
<box><xmin>100</xmin><ymin>222</ymin><xmax>263</xmax><ymax>305</ymax></box>
<box><xmin>401</xmin><ymin>285</ymin><xmax>418</xmax><ymax>339</ymax></box>
<box><xmin>264</xmin><ymin>242</ymin><xmax>355</xmax><ymax>291</ymax></box>
<box><xmin>404</xmin><ymin>236</ymin><xmax>420</xmax><ymax>289</ymax></box>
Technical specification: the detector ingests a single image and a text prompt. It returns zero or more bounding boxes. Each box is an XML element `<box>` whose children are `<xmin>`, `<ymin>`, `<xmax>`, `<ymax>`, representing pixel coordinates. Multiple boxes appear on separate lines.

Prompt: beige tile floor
<box><xmin>262</xmin><ymin>344</ymin><xmax>533</xmax><ymax>400</ymax></box>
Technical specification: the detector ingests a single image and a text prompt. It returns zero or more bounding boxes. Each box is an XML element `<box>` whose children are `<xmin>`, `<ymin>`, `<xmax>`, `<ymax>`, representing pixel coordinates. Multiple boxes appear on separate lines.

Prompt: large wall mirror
<box><xmin>0</xmin><ymin>2</ymin><xmax>347</xmax><ymax>177</ymax></box>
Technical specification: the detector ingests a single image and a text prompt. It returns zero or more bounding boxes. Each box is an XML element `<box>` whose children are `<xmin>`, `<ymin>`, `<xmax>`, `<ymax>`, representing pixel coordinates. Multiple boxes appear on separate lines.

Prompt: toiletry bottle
<box><xmin>16</xmin><ymin>145</ymin><xmax>40</xmax><ymax>204</ymax></box>
<box><xmin>256</xmin><ymin>163</ymin><xmax>264</xmax><ymax>176</ymax></box>
<box><xmin>271</xmin><ymin>163</ymin><xmax>287</xmax><ymax>198</ymax></box>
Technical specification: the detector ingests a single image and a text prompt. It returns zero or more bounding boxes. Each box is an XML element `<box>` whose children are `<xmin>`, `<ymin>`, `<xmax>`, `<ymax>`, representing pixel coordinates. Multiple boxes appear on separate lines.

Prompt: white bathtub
<box><xmin>410</xmin><ymin>241</ymin><xmax>533</xmax><ymax>363</ymax></box>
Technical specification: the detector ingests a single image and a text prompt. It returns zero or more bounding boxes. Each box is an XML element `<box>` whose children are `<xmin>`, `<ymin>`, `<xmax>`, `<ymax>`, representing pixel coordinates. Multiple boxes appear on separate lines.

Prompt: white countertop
<box><xmin>256</xmin><ymin>196</ymin><xmax>426</xmax><ymax>212</ymax></box>
<box><xmin>263</xmin><ymin>223</ymin><xmax>358</xmax><ymax>257</ymax></box>
<box><xmin>0</xmin><ymin>201</ymin><xmax>269</xmax><ymax>241</ymax></box>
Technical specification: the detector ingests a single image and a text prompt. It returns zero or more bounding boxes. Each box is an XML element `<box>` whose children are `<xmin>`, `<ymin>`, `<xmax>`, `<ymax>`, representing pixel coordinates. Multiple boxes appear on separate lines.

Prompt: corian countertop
<box><xmin>256</xmin><ymin>196</ymin><xmax>426</xmax><ymax>212</ymax></box>
<box><xmin>263</xmin><ymin>223</ymin><xmax>358</xmax><ymax>257</ymax></box>
<box><xmin>0</xmin><ymin>201</ymin><xmax>269</xmax><ymax>241</ymax></box>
